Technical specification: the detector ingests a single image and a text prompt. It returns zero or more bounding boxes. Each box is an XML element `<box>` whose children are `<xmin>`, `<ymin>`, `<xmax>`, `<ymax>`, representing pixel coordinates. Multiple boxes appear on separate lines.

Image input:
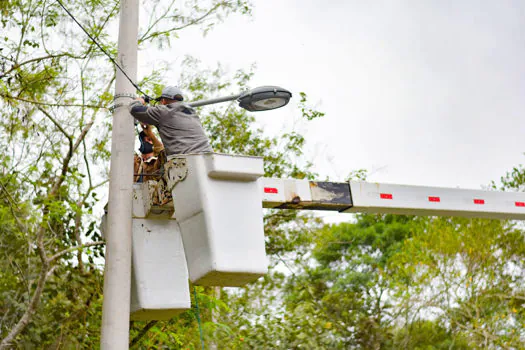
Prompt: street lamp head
<box><xmin>238</xmin><ymin>86</ymin><xmax>292</xmax><ymax>112</ymax></box>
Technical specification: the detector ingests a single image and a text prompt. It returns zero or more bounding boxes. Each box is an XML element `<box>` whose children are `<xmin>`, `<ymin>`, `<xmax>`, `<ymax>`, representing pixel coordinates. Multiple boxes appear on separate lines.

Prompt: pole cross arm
<box><xmin>261</xmin><ymin>178</ymin><xmax>525</xmax><ymax>220</ymax></box>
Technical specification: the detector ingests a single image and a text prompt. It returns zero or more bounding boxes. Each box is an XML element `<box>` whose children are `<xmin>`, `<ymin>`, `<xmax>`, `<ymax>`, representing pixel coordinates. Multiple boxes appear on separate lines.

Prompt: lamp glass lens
<box><xmin>252</xmin><ymin>97</ymin><xmax>287</xmax><ymax>110</ymax></box>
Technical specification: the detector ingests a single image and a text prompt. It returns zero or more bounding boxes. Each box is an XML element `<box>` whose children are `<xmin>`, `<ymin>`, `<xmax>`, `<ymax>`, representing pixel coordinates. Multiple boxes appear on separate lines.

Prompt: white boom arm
<box><xmin>261</xmin><ymin>178</ymin><xmax>525</xmax><ymax>220</ymax></box>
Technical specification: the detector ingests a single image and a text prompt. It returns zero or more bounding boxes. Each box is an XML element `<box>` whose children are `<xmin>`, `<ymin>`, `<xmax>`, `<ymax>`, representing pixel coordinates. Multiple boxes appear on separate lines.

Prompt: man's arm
<box><xmin>141</xmin><ymin>124</ymin><xmax>164</xmax><ymax>155</ymax></box>
<box><xmin>128</xmin><ymin>98</ymin><xmax>163</xmax><ymax>126</ymax></box>
<box><xmin>133</xmin><ymin>154</ymin><xmax>142</xmax><ymax>182</ymax></box>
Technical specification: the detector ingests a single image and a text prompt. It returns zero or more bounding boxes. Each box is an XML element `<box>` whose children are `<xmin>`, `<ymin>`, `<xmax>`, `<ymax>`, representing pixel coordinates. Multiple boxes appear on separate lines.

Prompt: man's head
<box><xmin>138</xmin><ymin>131</ymin><xmax>154</xmax><ymax>159</ymax></box>
<box><xmin>157</xmin><ymin>86</ymin><xmax>184</xmax><ymax>105</ymax></box>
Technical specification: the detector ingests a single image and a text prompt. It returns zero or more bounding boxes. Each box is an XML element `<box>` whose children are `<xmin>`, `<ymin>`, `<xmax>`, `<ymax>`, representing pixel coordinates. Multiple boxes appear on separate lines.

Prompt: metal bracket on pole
<box><xmin>114</xmin><ymin>93</ymin><xmax>137</xmax><ymax>101</ymax></box>
<box><xmin>109</xmin><ymin>94</ymin><xmax>138</xmax><ymax>112</ymax></box>
<box><xmin>108</xmin><ymin>103</ymin><xmax>127</xmax><ymax>112</ymax></box>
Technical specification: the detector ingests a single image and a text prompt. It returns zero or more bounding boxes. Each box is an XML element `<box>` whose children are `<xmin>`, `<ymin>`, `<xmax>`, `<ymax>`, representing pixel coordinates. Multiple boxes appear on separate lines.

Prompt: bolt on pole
<box><xmin>100</xmin><ymin>0</ymin><xmax>139</xmax><ymax>348</ymax></box>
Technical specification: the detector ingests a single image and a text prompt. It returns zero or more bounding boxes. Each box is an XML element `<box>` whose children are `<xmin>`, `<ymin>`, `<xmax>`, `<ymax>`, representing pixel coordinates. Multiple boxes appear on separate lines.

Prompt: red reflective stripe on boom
<box><xmin>516</xmin><ymin>202</ymin><xmax>525</xmax><ymax>207</ymax></box>
<box><xmin>380</xmin><ymin>193</ymin><xmax>393</xmax><ymax>199</ymax></box>
<box><xmin>264</xmin><ymin>187</ymin><xmax>278</xmax><ymax>194</ymax></box>
<box><xmin>428</xmin><ymin>196</ymin><xmax>440</xmax><ymax>202</ymax></box>
<box><xmin>473</xmin><ymin>199</ymin><xmax>485</xmax><ymax>205</ymax></box>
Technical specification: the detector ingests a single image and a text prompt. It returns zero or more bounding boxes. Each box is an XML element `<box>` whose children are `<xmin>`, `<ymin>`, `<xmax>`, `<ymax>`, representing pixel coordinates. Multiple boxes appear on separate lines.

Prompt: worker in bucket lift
<box><xmin>133</xmin><ymin>124</ymin><xmax>165</xmax><ymax>183</ymax></box>
<box><xmin>128</xmin><ymin>86</ymin><xmax>213</xmax><ymax>157</ymax></box>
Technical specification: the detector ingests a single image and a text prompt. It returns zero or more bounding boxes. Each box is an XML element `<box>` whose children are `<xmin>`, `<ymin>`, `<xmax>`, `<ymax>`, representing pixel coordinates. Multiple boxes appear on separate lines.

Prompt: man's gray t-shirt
<box><xmin>129</xmin><ymin>100</ymin><xmax>213</xmax><ymax>156</ymax></box>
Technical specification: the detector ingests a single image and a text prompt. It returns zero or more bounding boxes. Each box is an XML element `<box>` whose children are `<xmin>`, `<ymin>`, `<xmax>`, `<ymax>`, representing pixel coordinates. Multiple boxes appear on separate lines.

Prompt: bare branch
<box><xmin>72</xmin><ymin>121</ymin><xmax>94</xmax><ymax>155</ymax></box>
<box><xmin>140</xmin><ymin>0</ymin><xmax>177</xmax><ymax>42</ymax></box>
<box><xmin>0</xmin><ymin>93</ymin><xmax>109</xmax><ymax>109</ymax></box>
<box><xmin>79</xmin><ymin>0</ymin><xmax>121</xmax><ymax>69</ymax></box>
<box><xmin>45</xmin><ymin>265</ymin><xmax>58</xmax><ymax>280</ymax></box>
<box><xmin>484</xmin><ymin>292</ymin><xmax>525</xmax><ymax>301</ymax></box>
<box><xmin>83</xmin><ymin>140</ymin><xmax>94</xmax><ymax>189</ymax></box>
<box><xmin>48</xmin><ymin>241</ymin><xmax>106</xmax><ymax>263</ymax></box>
<box><xmin>73</xmin><ymin>202</ymin><xmax>85</xmax><ymax>273</ymax></box>
<box><xmin>139</xmin><ymin>2</ymin><xmax>222</xmax><ymax>43</ymax></box>
<box><xmin>0</xmin><ymin>53</ymin><xmax>81</xmax><ymax>80</ymax></box>
<box><xmin>37</xmin><ymin>105</ymin><xmax>73</xmax><ymax>143</ymax></box>
<box><xmin>43</xmin><ymin>117</ymin><xmax>93</xmax><ymax>198</ymax></box>
<box><xmin>129</xmin><ymin>321</ymin><xmax>158</xmax><ymax>348</ymax></box>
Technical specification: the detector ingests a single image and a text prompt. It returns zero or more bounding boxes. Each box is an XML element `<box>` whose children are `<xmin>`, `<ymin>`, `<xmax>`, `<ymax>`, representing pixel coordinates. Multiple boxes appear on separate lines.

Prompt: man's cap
<box><xmin>156</xmin><ymin>86</ymin><xmax>184</xmax><ymax>101</ymax></box>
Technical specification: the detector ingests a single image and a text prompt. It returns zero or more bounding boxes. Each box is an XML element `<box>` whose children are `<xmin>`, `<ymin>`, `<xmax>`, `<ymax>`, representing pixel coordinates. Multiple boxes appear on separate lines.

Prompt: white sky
<box><xmin>139</xmin><ymin>0</ymin><xmax>525</xmax><ymax>221</ymax></box>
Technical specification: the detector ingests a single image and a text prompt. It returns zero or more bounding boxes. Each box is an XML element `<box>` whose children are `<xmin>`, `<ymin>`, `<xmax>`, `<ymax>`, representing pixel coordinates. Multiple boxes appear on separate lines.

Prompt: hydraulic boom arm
<box><xmin>261</xmin><ymin>178</ymin><xmax>525</xmax><ymax>220</ymax></box>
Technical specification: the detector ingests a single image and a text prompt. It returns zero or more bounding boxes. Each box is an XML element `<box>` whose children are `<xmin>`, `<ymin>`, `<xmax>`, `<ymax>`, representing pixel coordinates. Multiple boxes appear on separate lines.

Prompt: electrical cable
<box><xmin>55</xmin><ymin>0</ymin><xmax>152</xmax><ymax>100</ymax></box>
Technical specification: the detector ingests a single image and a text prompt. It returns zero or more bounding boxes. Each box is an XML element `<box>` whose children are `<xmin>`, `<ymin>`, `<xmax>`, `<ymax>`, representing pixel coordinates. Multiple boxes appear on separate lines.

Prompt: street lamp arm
<box><xmin>186</xmin><ymin>86</ymin><xmax>292</xmax><ymax>112</ymax></box>
<box><xmin>188</xmin><ymin>93</ymin><xmax>242</xmax><ymax>108</ymax></box>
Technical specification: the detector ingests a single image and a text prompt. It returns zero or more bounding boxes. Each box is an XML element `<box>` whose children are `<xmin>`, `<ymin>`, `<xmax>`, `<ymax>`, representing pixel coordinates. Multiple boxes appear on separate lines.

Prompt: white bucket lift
<box><xmin>168</xmin><ymin>153</ymin><xmax>268</xmax><ymax>286</ymax></box>
<box><xmin>120</xmin><ymin>153</ymin><xmax>267</xmax><ymax>320</ymax></box>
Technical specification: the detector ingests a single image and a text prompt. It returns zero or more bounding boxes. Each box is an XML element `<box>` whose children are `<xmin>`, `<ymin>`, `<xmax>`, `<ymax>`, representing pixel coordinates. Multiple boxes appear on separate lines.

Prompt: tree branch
<box><xmin>140</xmin><ymin>0</ymin><xmax>177</xmax><ymax>42</ymax></box>
<box><xmin>139</xmin><ymin>2</ymin><xmax>222</xmax><ymax>43</ymax></box>
<box><xmin>37</xmin><ymin>106</ymin><xmax>73</xmax><ymax>141</ymax></box>
<box><xmin>72</xmin><ymin>121</ymin><xmax>94</xmax><ymax>154</ymax></box>
<box><xmin>73</xmin><ymin>203</ymin><xmax>85</xmax><ymax>273</ymax></box>
<box><xmin>0</xmin><ymin>53</ymin><xmax>79</xmax><ymax>80</ymax></box>
<box><xmin>48</xmin><ymin>241</ymin><xmax>106</xmax><ymax>263</ymax></box>
<box><xmin>129</xmin><ymin>321</ymin><xmax>158</xmax><ymax>348</ymax></box>
<box><xmin>0</xmin><ymin>93</ymin><xmax>109</xmax><ymax>109</ymax></box>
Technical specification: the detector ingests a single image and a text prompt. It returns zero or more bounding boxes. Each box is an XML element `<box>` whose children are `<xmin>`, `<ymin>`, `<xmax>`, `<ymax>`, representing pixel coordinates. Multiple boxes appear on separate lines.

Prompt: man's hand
<box><xmin>135</xmin><ymin>97</ymin><xmax>146</xmax><ymax>105</ymax></box>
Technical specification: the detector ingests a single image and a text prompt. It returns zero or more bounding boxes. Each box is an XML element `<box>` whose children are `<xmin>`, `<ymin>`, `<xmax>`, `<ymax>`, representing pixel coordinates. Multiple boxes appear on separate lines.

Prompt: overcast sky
<box><xmin>140</xmin><ymin>0</ymin><xmax>525</xmax><ymax>221</ymax></box>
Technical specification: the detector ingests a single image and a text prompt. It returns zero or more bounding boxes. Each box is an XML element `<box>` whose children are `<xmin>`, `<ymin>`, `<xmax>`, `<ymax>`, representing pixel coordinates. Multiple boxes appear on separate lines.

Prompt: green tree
<box><xmin>391</xmin><ymin>216</ymin><xmax>525</xmax><ymax>348</ymax></box>
<box><xmin>218</xmin><ymin>210</ymin><xmax>524</xmax><ymax>348</ymax></box>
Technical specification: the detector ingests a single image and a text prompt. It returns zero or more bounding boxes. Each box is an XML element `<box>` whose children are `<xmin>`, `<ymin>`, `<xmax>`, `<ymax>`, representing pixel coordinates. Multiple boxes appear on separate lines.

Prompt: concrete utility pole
<box><xmin>100</xmin><ymin>0</ymin><xmax>139</xmax><ymax>348</ymax></box>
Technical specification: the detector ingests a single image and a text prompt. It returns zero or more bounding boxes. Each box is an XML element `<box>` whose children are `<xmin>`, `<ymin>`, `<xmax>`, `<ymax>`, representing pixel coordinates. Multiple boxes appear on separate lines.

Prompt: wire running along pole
<box><xmin>55</xmin><ymin>0</ymin><xmax>151</xmax><ymax>100</ymax></box>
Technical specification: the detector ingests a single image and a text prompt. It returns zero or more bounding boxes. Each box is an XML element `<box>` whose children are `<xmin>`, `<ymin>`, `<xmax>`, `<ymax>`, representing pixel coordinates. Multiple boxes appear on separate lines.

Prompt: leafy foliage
<box><xmin>221</xmin><ymin>211</ymin><xmax>524</xmax><ymax>348</ymax></box>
